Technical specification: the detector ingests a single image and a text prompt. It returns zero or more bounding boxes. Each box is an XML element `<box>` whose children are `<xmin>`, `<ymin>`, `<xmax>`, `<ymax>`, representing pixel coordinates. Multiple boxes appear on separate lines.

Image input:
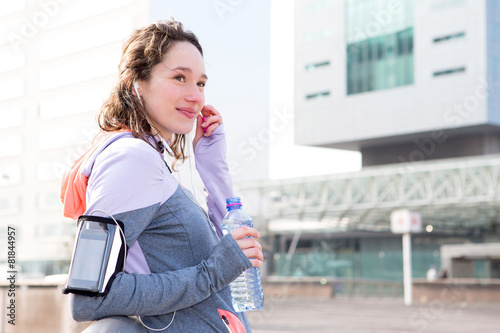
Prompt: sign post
<box><xmin>390</xmin><ymin>209</ymin><xmax>422</xmax><ymax>306</ymax></box>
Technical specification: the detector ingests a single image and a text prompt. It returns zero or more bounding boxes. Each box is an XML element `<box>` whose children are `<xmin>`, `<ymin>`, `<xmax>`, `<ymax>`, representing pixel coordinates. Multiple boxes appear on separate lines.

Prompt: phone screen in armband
<box><xmin>69</xmin><ymin>229</ymin><xmax>109</xmax><ymax>292</ymax></box>
<box><xmin>64</xmin><ymin>216</ymin><xmax>126</xmax><ymax>296</ymax></box>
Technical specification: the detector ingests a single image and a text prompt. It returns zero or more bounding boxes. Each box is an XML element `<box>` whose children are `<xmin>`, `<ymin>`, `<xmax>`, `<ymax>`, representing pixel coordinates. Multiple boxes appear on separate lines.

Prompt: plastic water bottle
<box><xmin>221</xmin><ymin>197</ymin><xmax>264</xmax><ymax>312</ymax></box>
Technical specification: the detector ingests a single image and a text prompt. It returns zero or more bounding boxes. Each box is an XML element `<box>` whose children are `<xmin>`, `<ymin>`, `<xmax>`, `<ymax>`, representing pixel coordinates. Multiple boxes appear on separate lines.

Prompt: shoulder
<box><xmin>101</xmin><ymin>136</ymin><xmax>159</xmax><ymax>160</ymax></box>
<box><xmin>96</xmin><ymin>137</ymin><xmax>164</xmax><ymax>172</ymax></box>
<box><xmin>86</xmin><ymin>135</ymin><xmax>171</xmax><ymax>215</ymax></box>
<box><xmin>89</xmin><ymin>136</ymin><xmax>166</xmax><ymax>193</ymax></box>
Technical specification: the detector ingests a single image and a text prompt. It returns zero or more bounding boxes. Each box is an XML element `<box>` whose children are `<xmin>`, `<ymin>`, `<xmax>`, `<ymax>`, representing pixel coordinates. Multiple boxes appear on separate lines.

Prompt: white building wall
<box><xmin>487</xmin><ymin>0</ymin><xmax>500</xmax><ymax>125</ymax></box>
<box><xmin>295</xmin><ymin>0</ymin><xmax>491</xmax><ymax>150</ymax></box>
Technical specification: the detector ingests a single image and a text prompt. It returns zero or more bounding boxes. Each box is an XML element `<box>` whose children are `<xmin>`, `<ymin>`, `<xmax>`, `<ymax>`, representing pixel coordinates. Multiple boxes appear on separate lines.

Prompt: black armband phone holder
<box><xmin>63</xmin><ymin>215</ymin><xmax>127</xmax><ymax>296</ymax></box>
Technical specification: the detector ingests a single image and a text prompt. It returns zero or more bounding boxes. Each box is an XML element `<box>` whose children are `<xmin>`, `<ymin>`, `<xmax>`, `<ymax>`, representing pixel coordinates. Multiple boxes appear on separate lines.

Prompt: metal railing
<box><xmin>235</xmin><ymin>154</ymin><xmax>500</xmax><ymax>233</ymax></box>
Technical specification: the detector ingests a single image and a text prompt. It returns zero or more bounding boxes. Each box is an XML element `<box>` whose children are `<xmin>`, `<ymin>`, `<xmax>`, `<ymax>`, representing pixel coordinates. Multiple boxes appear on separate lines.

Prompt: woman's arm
<box><xmin>194</xmin><ymin>106</ymin><xmax>233</xmax><ymax>238</ymax></box>
<box><xmin>70</xmin><ymin>232</ymin><xmax>253</xmax><ymax>321</ymax></box>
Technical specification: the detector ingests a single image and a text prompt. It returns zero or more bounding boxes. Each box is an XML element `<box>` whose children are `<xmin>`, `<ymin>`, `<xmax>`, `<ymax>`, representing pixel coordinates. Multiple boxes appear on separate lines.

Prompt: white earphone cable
<box><xmin>90</xmin><ymin>208</ymin><xmax>176</xmax><ymax>331</ymax></box>
<box><xmin>89</xmin><ymin>209</ymin><xmax>128</xmax><ymax>273</ymax></box>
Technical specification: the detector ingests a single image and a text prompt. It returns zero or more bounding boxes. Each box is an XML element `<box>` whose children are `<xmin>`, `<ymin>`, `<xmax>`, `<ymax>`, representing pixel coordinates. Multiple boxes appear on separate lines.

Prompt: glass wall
<box><xmin>345</xmin><ymin>0</ymin><xmax>414</xmax><ymax>95</ymax></box>
<box><xmin>271</xmin><ymin>233</ymin><xmax>481</xmax><ymax>281</ymax></box>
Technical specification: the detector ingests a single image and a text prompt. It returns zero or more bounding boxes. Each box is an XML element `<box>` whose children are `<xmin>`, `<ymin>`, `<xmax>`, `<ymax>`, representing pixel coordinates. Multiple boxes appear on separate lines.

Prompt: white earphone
<box><xmin>133</xmin><ymin>81</ymin><xmax>144</xmax><ymax>107</ymax></box>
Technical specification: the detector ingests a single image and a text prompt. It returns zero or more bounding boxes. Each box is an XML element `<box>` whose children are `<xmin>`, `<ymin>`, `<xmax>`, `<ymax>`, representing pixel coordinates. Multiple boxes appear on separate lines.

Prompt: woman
<box><xmin>61</xmin><ymin>20</ymin><xmax>262</xmax><ymax>332</ymax></box>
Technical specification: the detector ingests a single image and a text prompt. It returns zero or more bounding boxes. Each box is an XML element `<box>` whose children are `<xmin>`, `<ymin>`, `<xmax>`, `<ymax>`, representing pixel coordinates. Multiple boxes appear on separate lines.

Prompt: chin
<box><xmin>175</xmin><ymin>126</ymin><xmax>195</xmax><ymax>136</ymax></box>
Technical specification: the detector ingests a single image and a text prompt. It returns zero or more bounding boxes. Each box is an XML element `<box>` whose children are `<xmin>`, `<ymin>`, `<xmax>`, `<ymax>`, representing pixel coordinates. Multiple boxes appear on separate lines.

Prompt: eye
<box><xmin>197</xmin><ymin>81</ymin><xmax>206</xmax><ymax>88</ymax></box>
<box><xmin>174</xmin><ymin>75</ymin><xmax>186</xmax><ymax>82</ymax></box>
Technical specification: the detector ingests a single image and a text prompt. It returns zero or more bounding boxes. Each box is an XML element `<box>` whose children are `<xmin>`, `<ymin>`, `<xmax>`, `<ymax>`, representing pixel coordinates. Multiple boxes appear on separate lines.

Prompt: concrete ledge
<box><xmin>413</xmin><ymin>278</ymin><xmax>500</xmax><ymax>304</ymax></box>
<box><xmin>263</xmin><ymin>276</ymin><xmax>404</xmax><ymax>298</ymax></box>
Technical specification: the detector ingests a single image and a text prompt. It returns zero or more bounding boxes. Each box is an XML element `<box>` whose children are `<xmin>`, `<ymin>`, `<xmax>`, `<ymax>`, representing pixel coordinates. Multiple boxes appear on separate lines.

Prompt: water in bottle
<box><xmin>221</xmin><ymin>197</ymin><xmax>264</xmax><ymax>312</ymax></box>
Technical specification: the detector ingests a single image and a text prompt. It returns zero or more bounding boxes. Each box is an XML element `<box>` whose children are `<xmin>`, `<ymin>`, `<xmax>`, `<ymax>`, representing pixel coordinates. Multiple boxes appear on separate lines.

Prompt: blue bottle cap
<box><xmin>226</xmin><ymin>197</ymin><xmax>242</xmax><ymax>209</ymax></box>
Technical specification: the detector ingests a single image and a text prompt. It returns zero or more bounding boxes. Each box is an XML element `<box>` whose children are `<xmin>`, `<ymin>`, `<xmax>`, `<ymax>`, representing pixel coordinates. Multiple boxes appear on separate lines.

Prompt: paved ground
<box><xmin>245</xmin><ymin>297</ymin><xmax>500</xmax><ymax>333</ymax></box>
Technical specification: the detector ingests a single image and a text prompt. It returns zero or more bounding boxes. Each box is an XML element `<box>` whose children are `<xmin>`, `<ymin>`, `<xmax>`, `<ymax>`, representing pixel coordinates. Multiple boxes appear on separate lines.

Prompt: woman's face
<box><xmin>139</xmin><ymin>41</ymin><xmax>207</xmax><ymax>140</ymax></box>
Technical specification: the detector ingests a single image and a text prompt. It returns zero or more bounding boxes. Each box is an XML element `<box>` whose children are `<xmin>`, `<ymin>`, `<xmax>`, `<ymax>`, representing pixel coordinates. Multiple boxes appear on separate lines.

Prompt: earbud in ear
<box><xmin>133</xmin><ymin>81</ymin><xmax>144</xmax><ymax>107</ymax></box>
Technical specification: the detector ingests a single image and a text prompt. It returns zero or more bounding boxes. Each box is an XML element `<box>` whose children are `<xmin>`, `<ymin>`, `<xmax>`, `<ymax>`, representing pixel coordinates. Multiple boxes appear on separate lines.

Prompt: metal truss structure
<box><xmin>235</xmin><ymin>154</ymin><xmax>500</xmax><ymax>235</ymax></box>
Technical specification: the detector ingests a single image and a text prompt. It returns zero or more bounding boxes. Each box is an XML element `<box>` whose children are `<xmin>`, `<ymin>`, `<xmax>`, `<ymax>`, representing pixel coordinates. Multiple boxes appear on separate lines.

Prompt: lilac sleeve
<box><xmin>194</xmin><ymin>123</ymin><xmax>233</xmax><ymax>238</ymax></box>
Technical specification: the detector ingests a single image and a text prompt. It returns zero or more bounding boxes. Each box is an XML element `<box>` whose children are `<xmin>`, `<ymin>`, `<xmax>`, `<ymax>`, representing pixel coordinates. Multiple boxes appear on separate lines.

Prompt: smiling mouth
<box><xmin>177</xmin><ymin>108</ymin><xmax>196</xmax><ymax>119</ymax></box>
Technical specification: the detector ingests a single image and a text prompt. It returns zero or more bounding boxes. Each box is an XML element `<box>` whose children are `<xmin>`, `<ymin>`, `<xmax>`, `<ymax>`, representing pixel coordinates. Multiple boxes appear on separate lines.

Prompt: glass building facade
<box><xmin>271</xmin><ymin>234</ymin><xmax>481</xmax><ymax>280</ymax></box>
<box><xmin>270</xmin><ymin>232</ymin><xmax>486</xmax><ymax>296</ymax></box>
<box><xmin>346</xmin><ymin>0</ymin><xmax>414</xmax><ymax>94</ymax></box>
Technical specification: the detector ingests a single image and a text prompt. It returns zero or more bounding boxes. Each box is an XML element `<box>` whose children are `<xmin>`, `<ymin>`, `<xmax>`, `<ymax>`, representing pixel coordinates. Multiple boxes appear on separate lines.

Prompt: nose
<box><xmin>185</xmin><ymin>83</ymin><xmax>204</xmax><ymax>105</ymax></box>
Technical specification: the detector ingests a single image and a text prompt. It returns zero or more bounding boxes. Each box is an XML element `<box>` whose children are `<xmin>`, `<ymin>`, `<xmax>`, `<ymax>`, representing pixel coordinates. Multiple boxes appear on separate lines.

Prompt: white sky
<box><xmin>268</xmin><ymin>0</ymin><xmax>361</xmax><ymax>179</ymax></box>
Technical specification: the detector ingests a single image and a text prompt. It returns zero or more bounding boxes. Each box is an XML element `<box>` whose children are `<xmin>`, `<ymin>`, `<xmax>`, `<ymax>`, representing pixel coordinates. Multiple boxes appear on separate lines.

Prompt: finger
<box><xmin>201</xmin><ymin>114</ymin><xmax>222</xmax><ymax>136</ymax></box>
<box><xmin>241</xmin><ymin>248</ymin><xmax>263</xmax><ymax>262</ymax></box>
<box><xmin>195</xmin><ymin>114</ymin><xmax>205</xmax><ymax>135</ymax></box>
<box><xmin>201</xmin><ymin>114</ymin><xmax>222</xmax><ymax>127</ymax></box>
<box><xmin>201</xmin><ymin>104</ymin><xmax>219</xmax><ymax>117</ymax></box>
<box><xmin>249</xmin><ymin>259</ymin><xmax>263</xmax><ymax>268</ymax></box>
<box><xmin>236</xmin><ymin>238</ymin><xmax>262</xmax><ymax>251</ymax></box>
<box><xmin>204</xmin><ymin>122</ymin><xmax>220</xmax><ymax>136</ymax></box>
<box><xmin>200</xmin><ymin>105</ymin><xmax>210</xmax><ymax>117</ymax></box>
<box><xmin>231</xmin><ymin>226</ymin><xmax>260</xmax><ymax>240</ymax></box>
<box><xmin>196</xmin><ymin>114</ymin><xmax>204</xmax><ymax>128</ymax></box>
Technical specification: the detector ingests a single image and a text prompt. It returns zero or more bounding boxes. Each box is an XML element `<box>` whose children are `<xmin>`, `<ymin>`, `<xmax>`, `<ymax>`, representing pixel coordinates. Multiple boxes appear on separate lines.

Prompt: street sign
<box><xmin>390</xmin><ymin>209</ymin><xmax>422</xmax><ymax>234</ymax></box>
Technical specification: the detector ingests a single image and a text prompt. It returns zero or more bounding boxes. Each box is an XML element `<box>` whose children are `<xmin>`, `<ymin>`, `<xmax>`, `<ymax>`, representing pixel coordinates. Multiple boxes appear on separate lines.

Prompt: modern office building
<box><xmin>295</xmin><ymin>0</ymin><xmax>499</xmax><ymax>167</ymax></box>
<box><xmin>234</xmin><ymin>0</ymin><xmax>500</xmax><ymax>286</ymax></box>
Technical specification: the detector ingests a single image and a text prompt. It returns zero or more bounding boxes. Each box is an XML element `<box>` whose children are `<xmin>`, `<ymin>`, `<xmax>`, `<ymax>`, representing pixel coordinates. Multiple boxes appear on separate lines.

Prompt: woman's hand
<box><xmin>193</xmin><ymin>105</ymin><xmax>222</xmax><ymax>150</ymax></box>
<box><xmin>231</xmin><ymin>226</ymin><xmax>263</xmax><ymax>268</ymax></box>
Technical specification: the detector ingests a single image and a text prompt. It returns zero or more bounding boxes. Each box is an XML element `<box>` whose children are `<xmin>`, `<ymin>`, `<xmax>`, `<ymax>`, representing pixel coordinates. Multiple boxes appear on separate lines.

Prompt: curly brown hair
<box><xmin>97</xmin><ymin>20</ymin><xmax>203</xmax><ymax>169</ymax></box>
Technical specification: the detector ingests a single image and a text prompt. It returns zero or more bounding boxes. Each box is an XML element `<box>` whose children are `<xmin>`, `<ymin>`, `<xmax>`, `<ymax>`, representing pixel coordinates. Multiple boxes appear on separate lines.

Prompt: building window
<box><xmin>433</xmin><ymin>32</ymin><xmax>465</xmax><ymax>43</ymax></box>
<box><xmin>0</xmin><ymin>197</ymin><xmax>21</xmax><ymax>215</ymax></box>
<box><xmin>345</xmin><ymin>0</ymin><xmax>414</xmax><ymax>95</ymax></box>
<box><xmin>304</xmin><ymin>0</ymin><xmax>333</xmax><ymax>13</ymax></box>
<box><xmin>433</xmin><ymin>67</ymin><xmax>466</xmax><ymax>77</ymax></box>
<box><xmin>305</xmin><ymin>61</ymin><xmax>331</xmax><ymax>71</ymax></box>
<box><xmin>0</xmin><ymin>0</ymin><xmax>26</xmax><ymax>17</ymax></box>
<box><xmin>304</xmin><ymin>29</ymin><xmax>334</xmax><ymax>42</ymax></box>
<box><xmin>35</xmin><ymin>223</ymin><xmax>75</xmax><ymax>238</ymax></box>
<box><xmin>40</xmin><ymin>51</ymin><xmax>119</xmax><ymax>91</ymax></box>
<box><xmin>306</xmin><ymin>91</ymin><xmax>331</xmax><ymax>100</ymax></box>
<box><xmin>38</xmin><ymin>126</ymin><xmax>97</xmax><ymax>151</ymax></box>
<box><xmin>40</xmin><ymin>16</ymin><xmax>133</xmax><ymax>60</ymax></box>
<box><xmin>37</xmin><ymin>192</ymin><xmax>63</xmax><ymax>211</ymax></box>
<box><xmin>47</xmin><ymin>0</ymin><xmax>133</xmax><ymax>30</ymax></box>
<box><xmin>431</xmin><ymin>0</ymin><xmax>466</xmax><ymax>11</ymax></box>
<box><xmin>0</xmin><ymin>165</ymin><xmax>21</xmax><ymax>187</ymax></box>
<box><xmin>39</xmin><ymin>87</ymin><xmax>105</xmax><ymax>120</ymax></box>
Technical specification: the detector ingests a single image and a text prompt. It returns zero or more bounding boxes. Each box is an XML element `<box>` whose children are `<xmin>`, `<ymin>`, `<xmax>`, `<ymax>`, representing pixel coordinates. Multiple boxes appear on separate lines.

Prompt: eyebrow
<box><xmin>169</xmin><ymin>66</ymin><xmax>208</xmax><ymax>80</ymax></box>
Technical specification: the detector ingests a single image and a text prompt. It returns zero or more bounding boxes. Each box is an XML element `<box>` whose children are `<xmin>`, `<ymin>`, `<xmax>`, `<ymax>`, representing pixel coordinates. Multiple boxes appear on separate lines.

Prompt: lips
<box><xmin>177</xmin><ymin>107</ymin><xmax>196</xmax><ymax>119</ymax></box>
